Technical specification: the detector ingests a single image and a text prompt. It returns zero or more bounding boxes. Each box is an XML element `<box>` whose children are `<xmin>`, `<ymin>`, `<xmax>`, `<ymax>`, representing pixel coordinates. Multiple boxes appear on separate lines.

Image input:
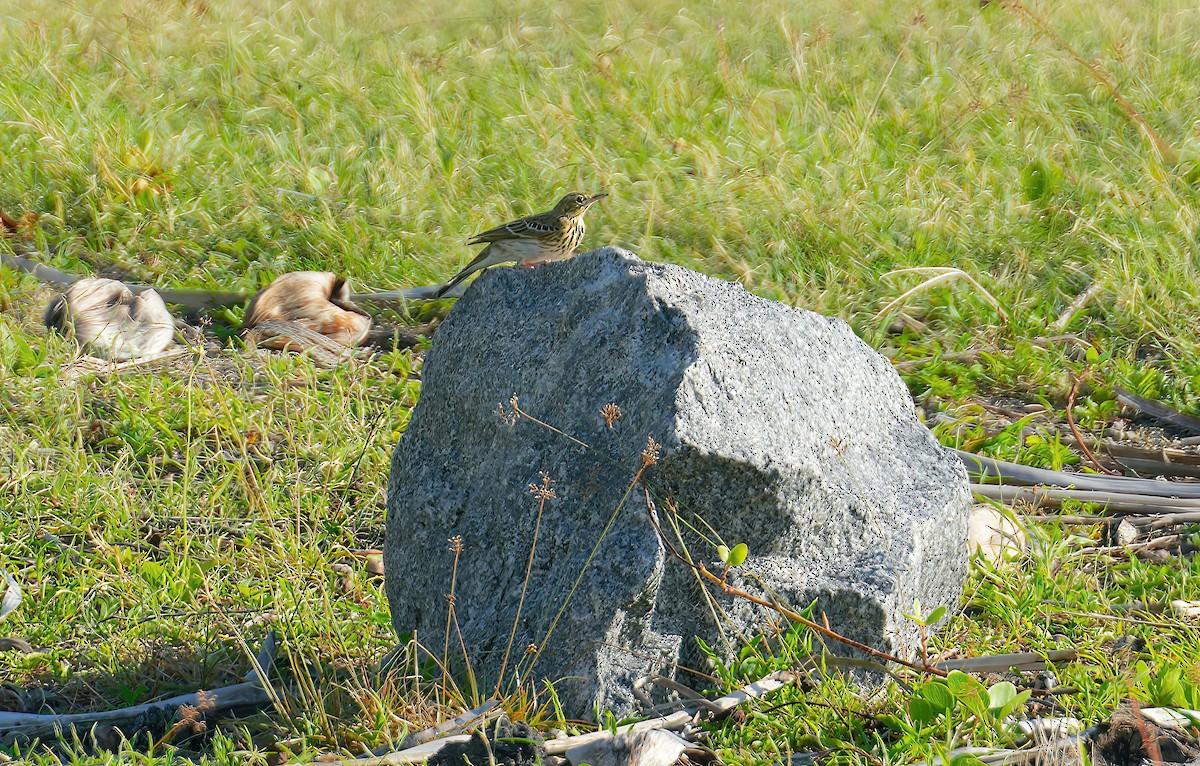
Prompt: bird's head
<box><xmin>554</xmin><ymin>192</ymin><xmax>607</xmax><ymax>218</ymax></box>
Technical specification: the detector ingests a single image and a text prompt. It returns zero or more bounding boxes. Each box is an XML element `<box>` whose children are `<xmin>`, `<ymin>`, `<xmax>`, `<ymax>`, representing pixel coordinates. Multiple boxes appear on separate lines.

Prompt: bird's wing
<box><xmin>467</xmin><ymin>215</ymin><xmax>557</xmax><ymax>244</ymax></box>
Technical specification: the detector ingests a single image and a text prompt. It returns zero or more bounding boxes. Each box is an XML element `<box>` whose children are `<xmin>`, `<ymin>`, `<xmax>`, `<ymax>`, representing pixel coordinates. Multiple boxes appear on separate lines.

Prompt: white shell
<box><xmin>45</xmin><ymin>278</ymin><xmax>176</xmax><ymax>360</ymax></box>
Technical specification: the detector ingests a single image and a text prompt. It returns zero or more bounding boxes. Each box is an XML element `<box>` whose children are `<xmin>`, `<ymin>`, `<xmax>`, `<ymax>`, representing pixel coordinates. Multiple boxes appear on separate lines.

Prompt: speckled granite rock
<box><xmin>385</xmin><ymin>247</ymin><xmax>970</xmax><ymax>720</ymax></box>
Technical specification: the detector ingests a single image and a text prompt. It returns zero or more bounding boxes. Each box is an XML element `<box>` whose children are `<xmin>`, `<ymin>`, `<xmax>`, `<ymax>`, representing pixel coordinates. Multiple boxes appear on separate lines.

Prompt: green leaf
<box><xmin>875</xmin><ymin>713</ymin><xmax>914</xmax><ymax>735</ymax></box>
<box><xmin>946</xmin><ymin>670</ymin><xmax>985</xmax><ymax>698</ymax></box>
<box><xmin>1085</xmin><ymin>346</ymin><xmax>1100</xmax><ymax>365</ymax></box>
<box><xmin>986</xmin><ymin>681</ymin><xmax>1018</xmax><ymax>713</ymax></box>
<box><xmin>919</xmin><ymin>681</ymin><xmax>955</xmax><ymax>713</ymax></box>
<box><xmin>727</xmin><ymin>543</ymin><xmax>748</xmax><ymax>567</ymax></box>
<box><xmin>908</xmin><ymin>696</ymin><xmax>940</xmax><ymax>727</ymax></box>
<box><xmin>716</xmin><ymin>545</ymin><xmax>730</xmax><ymax>564</ymax></box>
<box><xmin>925</xmin><ymin>605</ymin><xmax>947</xmax><ymax>625</ymax></box>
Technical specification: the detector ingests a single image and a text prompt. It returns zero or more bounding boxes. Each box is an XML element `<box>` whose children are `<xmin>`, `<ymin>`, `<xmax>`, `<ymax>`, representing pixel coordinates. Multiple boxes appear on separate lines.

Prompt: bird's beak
<box><xmin>584</xmin><ymin>193</ymin><xmax>607</xmax><ymax>208</ymax></box>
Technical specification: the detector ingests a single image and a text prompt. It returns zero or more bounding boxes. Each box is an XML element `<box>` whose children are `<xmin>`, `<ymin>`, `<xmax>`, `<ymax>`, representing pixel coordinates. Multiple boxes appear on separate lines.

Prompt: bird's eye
<box><xmin>576</xmin><ymin>195</ymin><xmax>586</xmax><ymax>205</ymax></box>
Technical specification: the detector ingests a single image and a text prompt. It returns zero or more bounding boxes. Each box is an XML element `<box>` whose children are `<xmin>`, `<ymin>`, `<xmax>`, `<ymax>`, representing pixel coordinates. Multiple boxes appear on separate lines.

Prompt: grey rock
<box><xmin>385</xmin><ymin>247</ymin><xmax>970</xmax><ymax>720</ymax></box>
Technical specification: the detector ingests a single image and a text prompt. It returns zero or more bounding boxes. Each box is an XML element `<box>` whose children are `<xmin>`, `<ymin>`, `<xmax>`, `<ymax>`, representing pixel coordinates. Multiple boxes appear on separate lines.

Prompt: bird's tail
<box><xmin>433</xmin><ymin>245</ymin><xmax>491</xmax><ymax>298</ymax></box>
<box><xmin>432</xmin><ymin>271</ymin><xmax>469</xmax><ymax>299</ymax></box>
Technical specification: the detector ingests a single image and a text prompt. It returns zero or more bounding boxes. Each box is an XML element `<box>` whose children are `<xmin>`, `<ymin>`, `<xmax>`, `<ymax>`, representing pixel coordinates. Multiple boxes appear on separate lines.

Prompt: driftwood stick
<box><xmin>1114</xmin><ymin>388</ymin><xmax>1200</xmax><ymax>436</ymax></box>
<box><xmin>704</xmin><ymin>670</ymin><xmax>795</xmax><ymax>716</ymax></box>
<box><xmin>1073</xmin><ymin>534</ymin><xmax>1182</xmax><ymax>557</ymax></box>
<box><xmin>2</xmin><ymin>252</ymin><xmax>248</xmax><ymax>309</ymax></box>
<box><xmin>2</xmin><ymin>250</ymin><xmax>456</xmax><ymax>309</ymax></box>
<box><xmin>957</xmin><ymin>450</ymin><xmax>1200</xmax><ymax>499</ymax></box>
<box><xmin>1</xmin><ymin>252</ymin><xmax>80</xmax><ymax>285</ymax></box>
<box><xmin>353</xmin><ymin>285</ymin><xmax>465</xmax><ymax>305</ymax></box>
<box><xmin>0</xmin><ymin>631</ymin><xmax>278</xmax><ymax>740</ymax></box>
<box><xmin>332</xmin><ymin>672</ymin><xmax>793</xmax><ymax>765</ymax></box>
<box><xmin>0</xmin><ymin>681</ymin><xmax>272</xmax><ymax>739</ymax></box>
<box><xmin>386</xmin><ymin>699</ymin><xmax>499</xmax><ymax>754</ymax></box>
<box><xmin>935</xmin><ymin>650</ymin><xmax>1077</xmax><ymax>673</ymax></box>
<box><xmin>1028</xmin><ymin>512</ymin><xmax>1200</xmax><ymax>529</ymax></box>
<box><xmin>342</xmin><ymin>734</ymin><xmax>475</xmax><ymax>765</ymax></box>
<box><xmin>1050</xmin><ymin>282</ymin><xmax>1103</xmax><ymax>331</ymax></box>
<box><xmin>543</xmin><ymin>712</ymin><xmax>693</xmax><ymax>756</ymax></box>
<box><xmin>971</xmin><ymin>484</ymin><xmax>1200</xmax><ymax>514</ymax></box>
<box><xmin>316</xmin><ymin>714</ymin><xmax>695</xmax><ymax>766</ymax></box>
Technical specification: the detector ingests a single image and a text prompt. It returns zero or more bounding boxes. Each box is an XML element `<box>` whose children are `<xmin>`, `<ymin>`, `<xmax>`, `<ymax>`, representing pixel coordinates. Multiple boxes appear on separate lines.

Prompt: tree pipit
<box><xmin>434</xmin><ymin>192</ymin><xmax>606</xmax><ymax>297</ymax></box>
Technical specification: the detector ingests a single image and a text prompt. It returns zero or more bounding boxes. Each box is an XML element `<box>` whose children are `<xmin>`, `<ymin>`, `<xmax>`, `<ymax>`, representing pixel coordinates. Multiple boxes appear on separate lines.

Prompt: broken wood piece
<box><xmin>3</xmin><ymin>251</ymin><xmax>457</xmax><ymax>315</ymax></box>
<box><xmin>347</xmin><ymin>735</ymin><xmax>474</xmax><ymax>765</ymax></box>
<box><xmin>390</xmin><ymin>699</ymin><xmax>499</xmax><ymax>753</ymax></box>
<box><xmin>1050</xmin><ymin>282</ymin><xmax>1103</xmax><ymax>331</ymax></box>
<box><xmin>703</xmin><ymin>670</ymin><xmax>794</xmax><ymax>717</ymax></box>
<box><xmin>957</xmin><ymin>450</ymin><xmax>1200</xmax><ymax>499</ymax></box>
<box><xmin>1114</xmin><ymin>388</ymin><xmax>1200</xmax><ymax>436</ymax></box>
<box><xmin>0</xmin><ymin>631</ymin><xmax>278</xmax><ymax>743</ymax></box>
<box><xmin>565</xmin><ymin>729</ymin><xmax>720</xmax><ymax>766</ymax></box>
<box><xmin>319</xmin><ymin>672</ymin><xmax>793</xmax><ymax>765</ymax></box>
<box><xmin>353</xmin><ymin>283</ymin><xmax>467</xmax><ymax>304</ymax></box>
<box><xmin>543</xmin><ymin>712</ymin><xmax>692</xmax><ymax>757</ymax></box>
<box><xmin>1029</xmin><ymin>511</ymin><xmax>1200</xmax><ymax>528</ymax></box>
<box><xmin>1014</xmin><ymin>716</ymin><xmax>1082</xmax><ymax>742</ymax></box>
<box><xmin>935</xmin><ymin>649</ymin><xmax>1077</xmax><ymax>673</ymax></box>
<box><xmin>971</xmin><ymin>484</ymin><xmax>1200</xmax><ymax>515</ymax></box>
<box><xmin>1</xmin><ymin>252</ymin><xmax>79</xmax><ymax>286</ymax></box>
<box><xmin>1139</xmin><ymin>707</ymin><xmax>1200</xmax><ymax>729</ymax></box>
<box><xmin>0</xmin><ymin>680</ymin><xmax>272</xmax><ymax>742</ymax></box>
<box><xmin>45</xmin><ymin>278</ymin><xmax>176</xmax><ymax>360</ymax></box>
<box><xmin>1072</xmin><ymin>534</ymin><xmax>1182</xmax><ymax>557</ymax></box>
<box><xmin>0</xmin><ymin>638</ymin><xmax>32</xmax><ymax>653</ymax></box>
<box><xmin>2</xmin><ymin>252</ymin><xmax>248</xmax><ymax>309</ymax></box>
<box><xmin>1170</xmin><ymin>601</ymin><xmax>1200</xmax><ymax>618</ymax></box>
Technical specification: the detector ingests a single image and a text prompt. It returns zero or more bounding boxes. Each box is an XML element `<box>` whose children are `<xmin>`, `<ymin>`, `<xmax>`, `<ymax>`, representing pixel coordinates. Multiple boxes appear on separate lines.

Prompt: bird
<box><xmin>433</xmin><ymin>191</ymin><xmax>607</xmax><ymax>298</ymax></box>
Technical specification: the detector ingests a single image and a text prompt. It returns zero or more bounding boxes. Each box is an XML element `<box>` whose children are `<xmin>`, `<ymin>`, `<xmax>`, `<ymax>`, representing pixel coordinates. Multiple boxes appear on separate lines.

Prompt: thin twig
<box><xmin>1065</xmin><ymin>375</ymin><xmax>1119</xmax><ymax>475</ymax></box>
<box><xmin>643</xmin><ymin>489</ymin><xmax>947</xmax><ymax>677</ymax></box>
<box><xmin>1050</xmin><ymin>282</ymin><xmax>1103</xmax><ymax>332</ymax></box>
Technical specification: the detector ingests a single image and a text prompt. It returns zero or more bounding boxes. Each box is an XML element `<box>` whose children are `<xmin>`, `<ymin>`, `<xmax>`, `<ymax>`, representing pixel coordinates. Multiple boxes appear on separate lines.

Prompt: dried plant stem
<box><xmin>525</xmin><ymin>461</ymin><xmax>653</xmax><ymax>677</ymax></box>
<box><xmin>1003</xmin><ymin>0</ymin><xmax>1178</xmax><ymax>165</ymax></box>
<box><xmin>875</xmin><ymin>267</ymin><xmax>1008</xmax><ymax>322</ymax></box>
<box><xmin>510</xmin><ymin>397</ymin><xmax>591</xmax><ymax>450</ymax></box>
<box><xmin>442</xmin><ymin>537</ymin><xmax>463</xmax><ymax>702</ymax></box>
<box><xmin>494</xmin><ymin>477</ymin><xmax>553</xmax><ymax>695</ymax></box>
<box><xmin>1131</xmin><ymin>699</ymin><xmax>1166</xmax><ymax>766</ymax></box>
<box><xmin>643</xmin><ymin>490</ymin><xmax>947</xmax><ymax>677</ymax></box>
<box><xmin>1065</xmin><ymin>375</ymin><xmax>1119</xmax><ymax>476</ymax></box>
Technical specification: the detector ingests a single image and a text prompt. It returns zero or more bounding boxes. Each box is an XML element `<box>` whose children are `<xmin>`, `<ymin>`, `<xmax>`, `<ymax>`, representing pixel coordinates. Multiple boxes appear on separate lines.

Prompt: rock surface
<box><xmin>385</xmin><ymin>247</ymin><xmax>970</xmax><ymax>719</ymax></box>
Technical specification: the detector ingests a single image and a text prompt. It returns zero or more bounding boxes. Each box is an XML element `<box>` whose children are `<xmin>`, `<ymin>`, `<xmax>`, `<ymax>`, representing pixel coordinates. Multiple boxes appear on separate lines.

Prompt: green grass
<box><xmin>1</xmin><ymin>0</ymin><xmax>1200</xmax><ymax>762</ymax></box>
